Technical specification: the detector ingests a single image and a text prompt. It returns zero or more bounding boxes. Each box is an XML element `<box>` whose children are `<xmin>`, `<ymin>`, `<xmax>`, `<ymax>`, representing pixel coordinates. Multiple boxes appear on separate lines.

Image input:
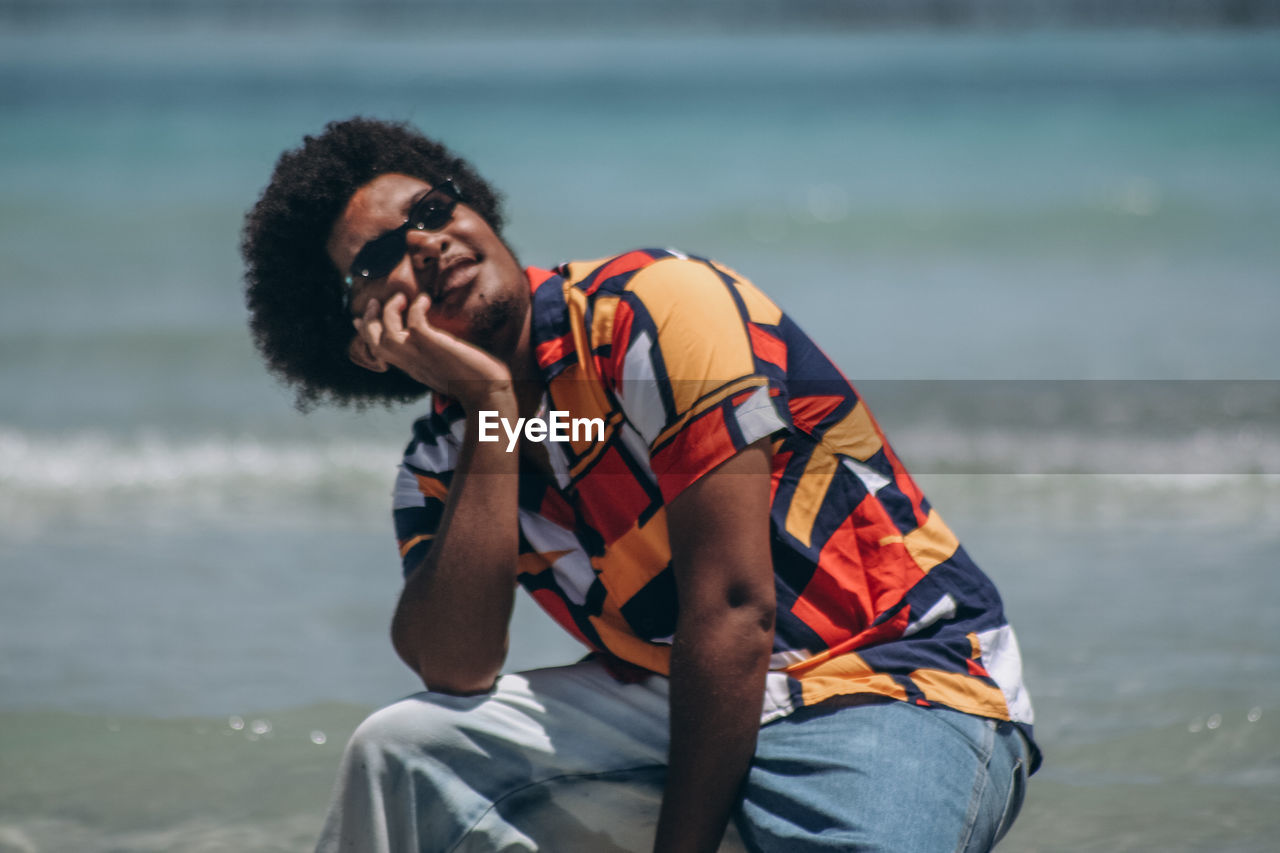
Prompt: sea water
<box><xmin>1</xmin><ymin>22</ymin><xmax>1278</xmax><ymax>853</ymax></box>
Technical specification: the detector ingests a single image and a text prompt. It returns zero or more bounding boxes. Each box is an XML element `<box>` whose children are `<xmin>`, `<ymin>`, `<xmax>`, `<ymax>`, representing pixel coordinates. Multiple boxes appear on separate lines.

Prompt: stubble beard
<box><xmin>471</xmin><ymin>281</ymin><xmax>527</xmax><ymax>365</ymax></box>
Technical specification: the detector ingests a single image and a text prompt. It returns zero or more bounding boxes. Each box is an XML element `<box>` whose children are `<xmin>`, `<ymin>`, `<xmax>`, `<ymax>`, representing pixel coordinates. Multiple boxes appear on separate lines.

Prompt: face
<box><xmin>326</xmin><ymin>173</ymin><xmax>529</xmax><ymax>362</ymax></box>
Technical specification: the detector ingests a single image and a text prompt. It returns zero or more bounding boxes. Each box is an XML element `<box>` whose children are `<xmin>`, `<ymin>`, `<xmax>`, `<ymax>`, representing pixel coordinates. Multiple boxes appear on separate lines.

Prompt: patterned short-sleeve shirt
<box><xmin>393</xmin><ymin>249</ymin><xmax>1039</xmax><ymax>770</ymax></box>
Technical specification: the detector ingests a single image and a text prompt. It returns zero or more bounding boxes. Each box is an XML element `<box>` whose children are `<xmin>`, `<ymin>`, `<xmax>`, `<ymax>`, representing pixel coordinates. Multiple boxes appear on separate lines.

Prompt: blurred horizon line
<box><xmin>3</xmin><ymin>0</ymin><xmax>1280</xmax><ymax>31</ymax></box>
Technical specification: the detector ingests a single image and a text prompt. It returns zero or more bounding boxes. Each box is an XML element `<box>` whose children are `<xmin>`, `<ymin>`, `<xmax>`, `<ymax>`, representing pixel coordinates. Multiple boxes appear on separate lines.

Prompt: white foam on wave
<box><xmin>0</xmin><ymin>426</ymin><xmax>396</xmax><ymax>495</ymax></box>
<box><xmin>0</xmin><ymin>427</ymin><xmax>411</xmax><ymax>537</ymax></box>
<box><xmin>2</xmin><ymin>422</ymin><xmax>1278</xmax><ymax>502</ymax></box>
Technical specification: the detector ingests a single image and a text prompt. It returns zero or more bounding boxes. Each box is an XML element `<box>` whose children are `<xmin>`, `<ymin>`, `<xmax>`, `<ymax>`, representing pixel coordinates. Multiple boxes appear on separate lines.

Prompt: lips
<box><xmin>429</xmin><ymin>255</ymin><xmax>479</xmax><ymax>304</ymax></box>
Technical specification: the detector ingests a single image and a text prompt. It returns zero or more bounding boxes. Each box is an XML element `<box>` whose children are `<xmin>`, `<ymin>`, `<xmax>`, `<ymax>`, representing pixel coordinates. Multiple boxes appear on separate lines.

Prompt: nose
<box><xmin>404</xmin><ymin>225</ymin><xmax>450</xmax><ymax>267</ymax></box>
<box><xmin>384</xmin><ymin>228</ymin><xmax>450</xmax><ymax>298</ymax></box>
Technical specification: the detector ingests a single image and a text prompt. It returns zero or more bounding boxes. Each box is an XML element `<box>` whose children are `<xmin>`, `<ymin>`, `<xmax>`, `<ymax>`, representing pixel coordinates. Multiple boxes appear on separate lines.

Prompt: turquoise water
<box><xmin>2</xmin><ymin>24</ymin><xmax>1279</xmax><ymax>852</ymax></box>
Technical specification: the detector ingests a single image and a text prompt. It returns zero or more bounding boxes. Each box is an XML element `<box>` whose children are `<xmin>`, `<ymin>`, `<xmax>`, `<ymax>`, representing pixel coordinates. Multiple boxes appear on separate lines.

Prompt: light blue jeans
<box><xmin>315</xmin><ymin>658</ymin><xmax>1028</xmax><ymax>852</ymax></box>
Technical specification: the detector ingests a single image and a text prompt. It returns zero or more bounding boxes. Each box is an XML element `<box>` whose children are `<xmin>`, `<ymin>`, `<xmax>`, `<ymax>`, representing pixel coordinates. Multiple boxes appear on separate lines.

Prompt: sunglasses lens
<box><xmin>409</xmin><ymin>193</ymin><xmax>456</xmax><ymax>231</ymax></box>
<box><xmin>352</xmin><ymin>232</ymin><xmax>406</xmax><ymax>282</ymax></box>
<box><xmin>346</xmin><ymin>185</ymin><xmax>460</xmax><ymax>288</ymax></box>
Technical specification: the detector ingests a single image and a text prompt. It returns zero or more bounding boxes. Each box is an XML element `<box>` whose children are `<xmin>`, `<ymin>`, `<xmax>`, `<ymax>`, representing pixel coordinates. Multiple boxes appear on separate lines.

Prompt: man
<box><xmin>243</xmin><ymin>117</ymin><xmax>1038</xmax><ymax>852</ymax></box>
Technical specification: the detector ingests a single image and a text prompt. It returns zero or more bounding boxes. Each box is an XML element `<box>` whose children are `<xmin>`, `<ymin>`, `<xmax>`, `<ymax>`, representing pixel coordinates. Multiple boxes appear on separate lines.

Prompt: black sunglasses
<box><xmin>343</xmin><ymin>178</ymin><xmax>462</xmax><ymax>297</ymax></box>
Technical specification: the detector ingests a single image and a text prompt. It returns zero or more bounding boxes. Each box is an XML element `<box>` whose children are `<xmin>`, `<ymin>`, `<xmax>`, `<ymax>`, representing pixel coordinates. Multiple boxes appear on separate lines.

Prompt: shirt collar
<box><xmin>525</xmin><ymin>264</ymin><xmax>577</xmax><ymax>384</ymax></box>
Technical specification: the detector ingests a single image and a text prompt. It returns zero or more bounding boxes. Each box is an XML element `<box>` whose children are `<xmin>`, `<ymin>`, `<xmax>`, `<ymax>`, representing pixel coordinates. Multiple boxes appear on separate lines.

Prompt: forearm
<box><xmin>391</xmin><ymin>390</ymin><xmax>521</xmax><ymax>694</ymax></box>
<box><xmin>655</xmin><ymin>608</ymin><xmax>773</xmax><ymax>853</ymax></box>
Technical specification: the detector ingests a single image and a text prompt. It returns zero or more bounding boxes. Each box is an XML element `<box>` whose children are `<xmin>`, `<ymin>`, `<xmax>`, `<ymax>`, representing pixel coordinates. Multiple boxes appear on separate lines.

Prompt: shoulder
<box><xmin>540</xmin><ymin>249</ymin><xmax>788</xmax><ymax>385</ymax></box>
<box><xmin>554</xmin><ymin>248</ymin><xmax>780</xmax><ymax>326</ymax></box>
<box><xmin>556</xmin><ymin>248</ymin><xmax>732</xmax><ymax>297</ymax></box>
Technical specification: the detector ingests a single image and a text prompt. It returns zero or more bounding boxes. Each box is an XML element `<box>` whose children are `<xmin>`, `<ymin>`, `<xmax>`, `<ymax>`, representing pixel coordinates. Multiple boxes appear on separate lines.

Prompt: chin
<box><xmin>469</xmin><ymin>289</ymin><xmax>524</xmax><ymax>356</ymax></box>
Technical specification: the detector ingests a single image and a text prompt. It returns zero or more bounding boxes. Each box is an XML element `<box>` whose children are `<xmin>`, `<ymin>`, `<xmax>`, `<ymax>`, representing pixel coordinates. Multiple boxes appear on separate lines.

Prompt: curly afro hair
<box><xmin>242</xmin><ymin>117</ymin><xmax>505</xmax><ymax>410</ymax></box>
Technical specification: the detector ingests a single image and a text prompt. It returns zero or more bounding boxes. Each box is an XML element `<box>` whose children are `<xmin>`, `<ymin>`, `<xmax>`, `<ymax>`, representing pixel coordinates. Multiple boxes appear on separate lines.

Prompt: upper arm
<box><xmin>666</xmin><ymin>438</ymin><xmax>776</xmax><ymax>624</ymax></box>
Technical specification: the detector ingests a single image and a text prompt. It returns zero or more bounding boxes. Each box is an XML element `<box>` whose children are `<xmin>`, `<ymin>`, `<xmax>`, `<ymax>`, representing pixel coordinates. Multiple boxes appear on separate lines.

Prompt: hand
<box><xmin>353</xmin><ymin>293</ymin><xmax>514</xmax><ymax>409</ymax></box>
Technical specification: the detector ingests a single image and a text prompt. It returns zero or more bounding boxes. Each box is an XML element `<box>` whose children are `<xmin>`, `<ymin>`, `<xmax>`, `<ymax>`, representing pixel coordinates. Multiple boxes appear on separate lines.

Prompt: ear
<box><xmin>347</xmin><ymin>336</ymin><xmax>389</xmax><ymax>373</ymax></box>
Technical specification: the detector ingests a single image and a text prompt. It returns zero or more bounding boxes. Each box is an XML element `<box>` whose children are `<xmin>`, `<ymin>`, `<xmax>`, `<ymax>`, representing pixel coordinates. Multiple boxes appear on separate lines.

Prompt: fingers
<box><xmin>355</xmin><ymin>297</ymin><xmax>383</xmax><ymax>347</ymax></box>
<box><xmin>381</xmin><ymin>293</ymin><xmax>409</xmax><ymax>344</ymax></box>
<box><xmin>405</xmin><ymin>294</ymin><xmax>431</xmax><ymax>335</ymax></box>
<box><xmin>352</xmin><ymin>293</ymin><xmax>415</xmax><ymax>356</ymax></box>
<box><xmin>351</xmin><ymin>292</ymin><xmax>479</xmax><ymax>393</ymax></box>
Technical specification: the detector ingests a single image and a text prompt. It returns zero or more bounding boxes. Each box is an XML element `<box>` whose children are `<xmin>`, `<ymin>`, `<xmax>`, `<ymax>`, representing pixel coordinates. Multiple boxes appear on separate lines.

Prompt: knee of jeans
<box><xmin>345</xmin><ymin>693</ymin><xmax>478</xmax><ymax>759</ymax></box>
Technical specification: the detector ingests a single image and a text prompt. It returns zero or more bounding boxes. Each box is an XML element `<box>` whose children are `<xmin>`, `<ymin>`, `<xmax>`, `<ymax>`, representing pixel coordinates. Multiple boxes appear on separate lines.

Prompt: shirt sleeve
<box><xmin>607</xmin><ymin>255</ymin><xmax>792</xmax><ymax>504</ymax></box>
<box><xmin>392</xmin><ymin>398</ymin><xmax>463</xmax><ymax>577</ymax></box>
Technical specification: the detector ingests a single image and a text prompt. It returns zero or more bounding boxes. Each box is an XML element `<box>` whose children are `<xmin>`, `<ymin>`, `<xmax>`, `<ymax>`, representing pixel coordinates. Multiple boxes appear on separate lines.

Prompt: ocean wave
<box><xmin>0</xmin><ymin>427</ymin><xmax>397</xmax><ymax>496</ymax></box>
<box><xmin>891</xmin><ymin>423</ymin><xmax>1280</xmax><ymax>476</ymax></box>
<box><xmin>2</xmin><ymin>416</ymin><xmax>1277</xmax><ymax>504</ymax></box>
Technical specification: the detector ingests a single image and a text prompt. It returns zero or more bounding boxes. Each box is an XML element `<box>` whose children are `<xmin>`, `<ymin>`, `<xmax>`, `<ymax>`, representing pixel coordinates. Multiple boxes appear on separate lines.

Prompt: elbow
<box><xmin>390</xmin><ymin>620</ymin><xmax>504</xmax><ymax>696</ymax></box>
<box><xmin>401</xmin><ymin>646</ymin><xmax>502</xmax><ymax>696</ymax></box>
<box><xmin>727</xmin><ymin>582</ymin><xmax>776</xmax><ymax>633</ymax></box>
<box><xmin>738</xmin><ymin>609</ymin><xmax>777</xmax><ymax>662</ymax></box>
<box><xmin>722</xmin><ymin>579</ymin><xmax>777</xmax><ymax>650</ymax></box>
<box><xmin>680</xmin><ymin>584</ymin><xmax>776</xmax><ymax>661</ymax></box>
